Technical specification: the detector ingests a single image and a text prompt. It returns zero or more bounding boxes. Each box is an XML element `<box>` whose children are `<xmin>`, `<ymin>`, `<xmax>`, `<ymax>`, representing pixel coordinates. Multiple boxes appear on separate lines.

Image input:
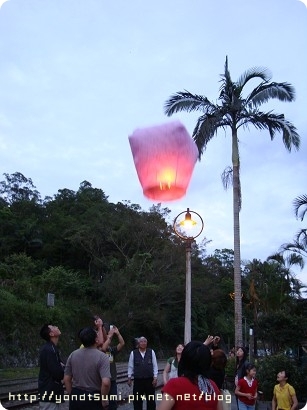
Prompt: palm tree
<box><xmin>267</xmin><ymin>252</ymin><xmax>304</xmax><ymax>298</ymax></box>
<box><xmin>281</xmin><ymin>194</ymin><xmax>307</xmax><ymax>259</ymax></box>
<box><xmin>164</xmin><ymin>57</ymin><xmax>300</xmax><ymax>346</ymax></box>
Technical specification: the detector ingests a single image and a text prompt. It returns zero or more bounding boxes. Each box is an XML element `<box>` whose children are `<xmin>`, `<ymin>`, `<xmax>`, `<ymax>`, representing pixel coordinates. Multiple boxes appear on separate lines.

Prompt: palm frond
<box><xmin>221</xmin><ymin>166</ymin><xmax>233</xmax><ymax>190</ymax></box>
<box><xmin>296</xmin><ymin>229</ymin><xmax>307</xmax><ymax>247</ymax></box>
<box><xmin>223</xmin><ymin>56</ymin><xmax>232</xmax><ymax>84</ymax></box>
<box><xmin>246</xmin><ymin>82</ymin><xmax>296</xmax><ymax>107</ymax></box>
<box><xmin>267</xmin><ymin>253</ymin><xmax>284</xmax><ymax>264</ymax></box>
<box><xmin>239</xmin><ymin>111</ymin><xmax>300</xmax><ymax>151</ymax></box>
<box><xmin>280</xmin><ymin>240</ymin><xmax>307</xmax><ymax>258</ymax></box>
<box><xmin>293</xmin><ymin>195</ymin><xmax>307</xmax><ymax>220</ymax></box>
<box><xmin>219</xmin><ymin>56</ymin><xmax>235</xmax><ymax>101</ymax></box>
<box><xmin>164</xmin><ymin>91</ymin><xmax>213</xmax><ymax>116</ymax></box>
<box><xmin>221</xmin><ymin>162</ymin><xmax>241</xmax><ymax>210</ymax></box>
<box><xmin>237</xmin><ymin>67</ymin><xmax>271</xmax><ymax>90</ymax></box>
<box><xmin>192</xmin><ymin>113</ymin><xmax>229</xmax><ymax>157</ymax></box>
<box><xmin>287</xmin><ymin>253</ymin><xmax>305</xmax><ymax>270</ymax></box>
<box><xmin>268</xmin><ymin>252</ymin><xmax>304</xmax><ymax>270</ymax></box>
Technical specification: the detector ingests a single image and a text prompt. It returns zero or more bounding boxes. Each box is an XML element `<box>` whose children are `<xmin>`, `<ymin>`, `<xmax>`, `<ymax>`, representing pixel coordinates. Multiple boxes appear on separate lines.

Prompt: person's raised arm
<box><xmin>95</xmin><ymin>317</ymin><xmax>105</xmax><ymax>345</ymax></box>
<box><xmin>203</xmin><ymin>335</ymin><xmax>214</xmax><ymax>346</ymax></box>
<box><xmin>101</xmin><ymin>330</ymin><xmax>113</xmax><ymax>352</ymax></box>
<box><xmin>114</xmin><ymin>327</ymin><xmax>125</xmax><ymax>351</ymax></box>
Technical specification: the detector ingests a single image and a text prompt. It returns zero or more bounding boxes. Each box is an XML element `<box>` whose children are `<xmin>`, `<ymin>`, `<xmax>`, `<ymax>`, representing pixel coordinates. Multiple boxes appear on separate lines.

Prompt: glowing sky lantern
<box><xmin>128</xmin><ymin>121</ymin><xmax>199</xmax><ymax>201</ymax></box>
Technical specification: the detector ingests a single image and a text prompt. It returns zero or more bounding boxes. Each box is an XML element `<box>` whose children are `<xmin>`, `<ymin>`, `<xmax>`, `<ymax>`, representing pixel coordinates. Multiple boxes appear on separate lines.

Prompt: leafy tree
<box><xmin>1</xmin><ymin>172</ymin><xmax>307</xmax><ymax>366</ymax></box>
<box><xmin>195</xmin><ymin>248</ymin><xmax>236</xmax><ymax>346</ymax></box>
<box><xmin>0</xmin><ymin>172</ymin><xmax>41</xmax><ymax>204</ymax></box>
<box><xmin>257</xmin><ymin>311</ymin><xmax>307</xmax><ymax>354</ymax></box>
<box><xmin>266</xmin><ymin>253</ymin><xmax>304</xmax><ymax>298</ymax></box>
<box><xmin>164</xmin><ymin>57</ymin><xmax>300</xmax><ymax>346</ymax></box>
<box><xmin>0</xmin><ymin>173</ymin><xmax>44</xmax><ymax>257</ymax></box>
<box><xmin>243</xmin><ymin>259</ymin><xmax>307</xmax><ymax>356</ymax></box>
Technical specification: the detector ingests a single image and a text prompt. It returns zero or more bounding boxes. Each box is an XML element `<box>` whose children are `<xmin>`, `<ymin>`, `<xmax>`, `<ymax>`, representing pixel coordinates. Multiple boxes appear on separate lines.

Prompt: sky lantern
<box><xmin>128</xmin><ymin>121</ymin><xmax>199</xmax><ymax>201</ymax></box>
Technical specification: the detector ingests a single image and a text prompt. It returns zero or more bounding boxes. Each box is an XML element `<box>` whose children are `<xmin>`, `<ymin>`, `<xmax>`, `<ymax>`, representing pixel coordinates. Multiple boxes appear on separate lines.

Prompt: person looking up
<box><xmin>159</xmin><ymin>341</ymin><xmax>222</xmax><ymax>410</ymax></box>
<box><xmin>38</xmin><ymin>323</ymin><xmax>65</xmax><ymax>410</ymax></box>
<box><xmin>272</xmin><ymin>370</ymin><xmax>298</xmax><ymax>410</ymax></box>
<box><xmin>64</xmin><ymin>327</ymin><xmax>111</xmax><ymax>410</ymax></box>
<box><xmin>127</xmin><ymin>336</ymin><xmax>158</xmax><ymax>410</ymax></box>
<box><xmin>100</xmin><ymin>325</ymin><xmax>125</xmax><ymax>410</ymax></box>
<box><xmin>163</xmin><ymin>344</ymin><xmax>184</xmax><ymax>385</ymax></box>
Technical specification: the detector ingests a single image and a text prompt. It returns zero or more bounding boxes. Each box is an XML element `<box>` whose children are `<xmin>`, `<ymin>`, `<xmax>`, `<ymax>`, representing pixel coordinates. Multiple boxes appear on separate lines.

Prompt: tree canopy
<box><xmin>0</xmin><ymin>172</ymin><xmax>306</xmax><ymax>367</ymax></box>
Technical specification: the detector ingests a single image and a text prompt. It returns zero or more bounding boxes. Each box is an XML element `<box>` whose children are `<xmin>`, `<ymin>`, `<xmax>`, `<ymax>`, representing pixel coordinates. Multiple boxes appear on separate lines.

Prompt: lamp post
<box><xmin>173</xmin><ymin>208</ymin><xmax>204</xmax><ymax>345</ymax></box>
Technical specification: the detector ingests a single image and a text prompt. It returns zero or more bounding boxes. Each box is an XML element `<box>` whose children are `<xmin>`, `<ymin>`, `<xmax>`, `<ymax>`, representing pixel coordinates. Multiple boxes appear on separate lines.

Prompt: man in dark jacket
<box><xmin>127</xmin><ymin>336</ymin><xmax>158</xmax><ymax>410</ymax></box>
<box><xmin>38</xmin><ymin>324</ymin><xmax>65</xmax><ymax>409</ymax></box>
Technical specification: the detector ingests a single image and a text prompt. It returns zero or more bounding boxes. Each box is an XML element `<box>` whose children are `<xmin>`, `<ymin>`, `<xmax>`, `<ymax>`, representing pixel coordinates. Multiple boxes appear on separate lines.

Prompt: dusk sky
<box><xmin>0</xmin><ymin>0</ymin><xmax>306</xmax><ymax>284</ymax></box>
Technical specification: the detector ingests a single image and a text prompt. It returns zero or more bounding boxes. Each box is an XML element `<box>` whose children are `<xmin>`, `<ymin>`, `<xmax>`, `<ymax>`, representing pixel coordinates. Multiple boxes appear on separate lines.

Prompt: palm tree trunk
<box><xmin>232</xmin><ymin>130</ymin><xmax>243</xmax><ymax>347</ymax></box>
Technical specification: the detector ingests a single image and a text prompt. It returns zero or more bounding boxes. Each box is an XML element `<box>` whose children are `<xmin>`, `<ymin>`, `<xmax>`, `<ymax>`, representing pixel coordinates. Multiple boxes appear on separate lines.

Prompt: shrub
<box><xmin>256</xmin><ymin>354</ymin><xmax>306</xmax><ymax>401</ymax></box>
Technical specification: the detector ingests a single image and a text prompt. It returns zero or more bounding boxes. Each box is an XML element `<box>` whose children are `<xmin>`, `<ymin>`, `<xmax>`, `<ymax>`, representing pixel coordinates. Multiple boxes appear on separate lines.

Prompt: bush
<box><xmin>225</xmin><ymin>356</ymin><xmax>236</xmax><ymax>378</ymax></box>
<box><xmin>256</xmin><ymin>354</ymin><xmax>306</xmax><ymax>401</ymax></box>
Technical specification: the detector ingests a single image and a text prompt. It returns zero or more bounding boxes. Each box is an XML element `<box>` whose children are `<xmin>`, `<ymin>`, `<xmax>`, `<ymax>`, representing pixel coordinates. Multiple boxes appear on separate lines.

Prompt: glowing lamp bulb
<box><xmin>179</xmin><ymin>208</ymin><xmax>197</xmax><ymax>229</ymax></box>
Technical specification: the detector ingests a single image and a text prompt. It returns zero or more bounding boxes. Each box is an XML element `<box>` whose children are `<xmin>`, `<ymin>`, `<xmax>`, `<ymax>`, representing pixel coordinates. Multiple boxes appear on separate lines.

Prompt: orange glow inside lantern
<box><xmin>128</xmin><ymin>121</ymin><xmax>198</xmax><ymax>201</ymax></box>
<box><xmin>157</xmin><ymin>167</ymin><xmax>176</xmax><ymax>190</ymax></box>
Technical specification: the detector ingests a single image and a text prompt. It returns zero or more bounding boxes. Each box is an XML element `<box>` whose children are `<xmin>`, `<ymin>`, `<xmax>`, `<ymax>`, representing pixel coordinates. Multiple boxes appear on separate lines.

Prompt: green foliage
<box><xmin>257</xmin><ymin>312</ymin><xmax>307</xmax><ymax>353</ymax></box>
<box><xmin>0</xmin><ymin>253</ymin><xmax>42</xmax><ymax>279</ymax></box>
<box><xmin>0</xmin><ymin>172</ymin><xmax>306</xmax><ymax>369</ymax></box>
<box><xmin>33</xmin><ymin>266</ymin><xmax>93</xmax><ymax>299</ymax></box>
<box><xmin>225</xmin><ymin>356</ymin><xmax>236</xmax><ymax>378</ymax></box>
<box><xmin>257</xmin><ymin>354</ymin><xmax>307</xmax><ymax>401</ymax></box>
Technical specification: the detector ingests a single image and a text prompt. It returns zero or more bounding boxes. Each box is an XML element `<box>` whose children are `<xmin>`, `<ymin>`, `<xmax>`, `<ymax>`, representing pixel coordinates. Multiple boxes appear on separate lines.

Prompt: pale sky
<box><xmin>0</xmin><ymin>0</ymin><xmax>306</xmax><ymax>284</ymax></box>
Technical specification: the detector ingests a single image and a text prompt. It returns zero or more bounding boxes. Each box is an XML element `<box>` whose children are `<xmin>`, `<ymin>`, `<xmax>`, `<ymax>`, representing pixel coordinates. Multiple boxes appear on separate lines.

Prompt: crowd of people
<box><xmin>37</xmin><ymin>320</ymin><xmax>299</xmax><ymax>410</ymax></box>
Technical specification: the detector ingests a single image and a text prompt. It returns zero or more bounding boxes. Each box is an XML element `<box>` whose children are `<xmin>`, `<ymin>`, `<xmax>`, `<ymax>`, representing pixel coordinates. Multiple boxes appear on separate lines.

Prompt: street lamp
<box><xmin>173</xmin><ymin>208</ymin><xmax>204</xmax><ymax>345</ymax></box>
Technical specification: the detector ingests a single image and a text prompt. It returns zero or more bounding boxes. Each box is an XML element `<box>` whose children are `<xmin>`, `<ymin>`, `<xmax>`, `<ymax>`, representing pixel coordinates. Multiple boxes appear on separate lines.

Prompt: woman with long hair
<box><xmin>163</xmin><ymin>344</ymin><xmax>184</xmax><ymax>385</ymax></box>
<box><xmin>234</xmin><ymin>346</ymin><xmax>249</xmax><ymax>409</ymax></box>
<box><xmin>235</xmin><ymin>347</ymin><xmax>249</xmax><ymax>386</ymax></box>
<box><xmin>159</xmin><ymin>341</ymin><xmax>223</xmax><ymax>410</ymax></box>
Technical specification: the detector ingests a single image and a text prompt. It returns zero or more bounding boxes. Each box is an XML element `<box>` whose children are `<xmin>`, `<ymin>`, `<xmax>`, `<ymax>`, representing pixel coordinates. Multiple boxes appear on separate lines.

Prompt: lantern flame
<box><xmin>158</xmin><ymin>167</ymin><xmax>176</xmax><ymax>190</ymax></box>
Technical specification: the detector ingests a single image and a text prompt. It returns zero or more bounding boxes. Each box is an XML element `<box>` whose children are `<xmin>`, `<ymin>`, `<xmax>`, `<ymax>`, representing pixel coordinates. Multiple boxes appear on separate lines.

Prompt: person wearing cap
<box><xmin>64</xmin><ymin>327</ymin><xmax>111</xmax><ymax>410</ymax></box>
<box><xmin>127</xmin><ymin>336</ymin><xmax>158</xmax><ymax>410</ymax></box>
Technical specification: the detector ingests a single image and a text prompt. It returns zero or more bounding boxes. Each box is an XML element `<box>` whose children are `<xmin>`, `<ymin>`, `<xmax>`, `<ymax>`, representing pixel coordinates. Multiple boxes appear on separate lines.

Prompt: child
<box><xmin>235</xmin><ymin>363</ymin><xmax>258</xmax><ymax>410</ymax></box>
